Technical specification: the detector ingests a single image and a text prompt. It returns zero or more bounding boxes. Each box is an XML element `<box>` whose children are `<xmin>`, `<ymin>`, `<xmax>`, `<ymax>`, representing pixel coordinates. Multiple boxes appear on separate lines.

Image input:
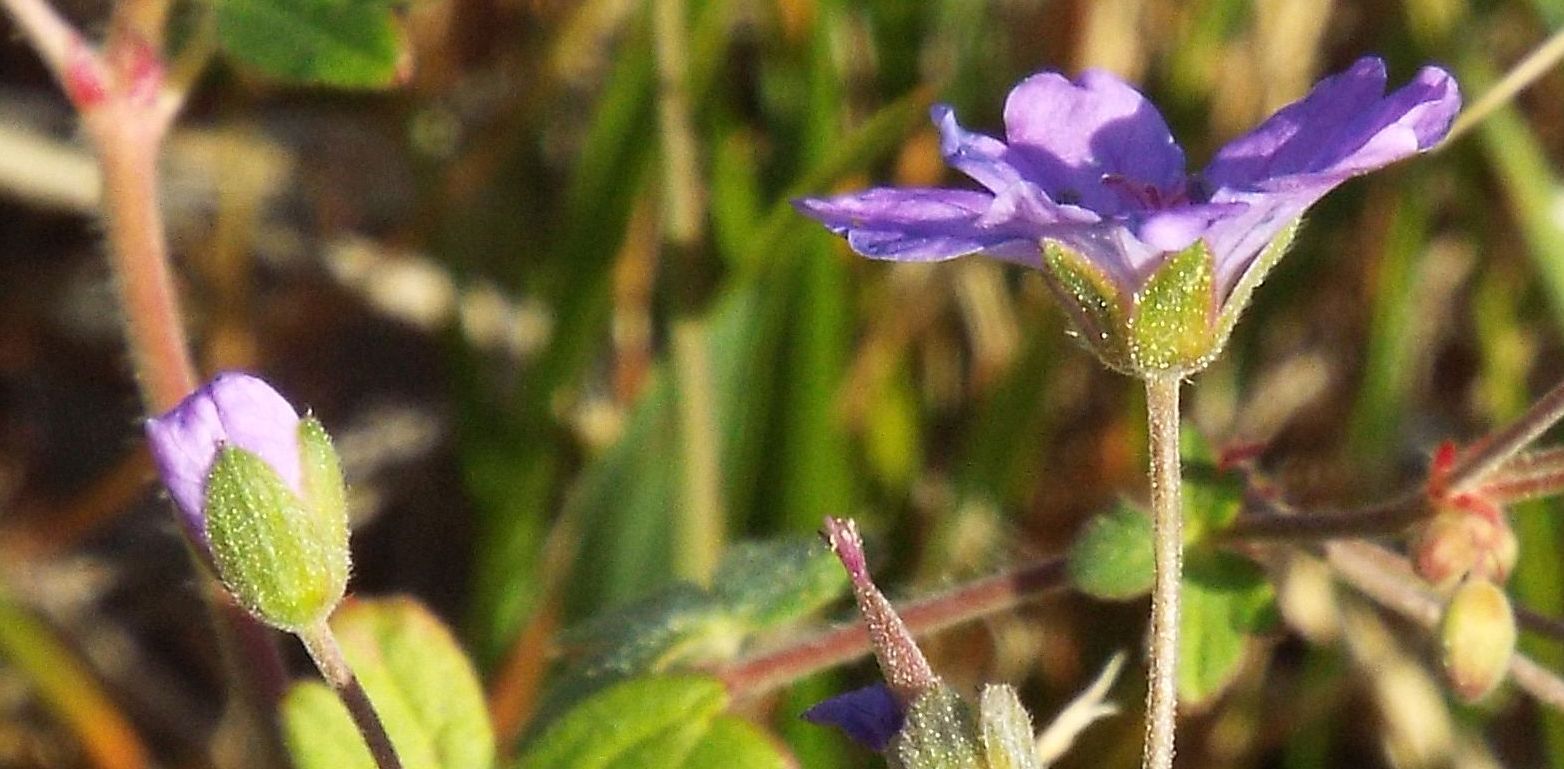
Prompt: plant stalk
<box><xmin>300</xmin><ymin>622</ymin><xmax>404</xmax><ymax>769</ymax></box>
<box><xmin>1142</xmin><ymin>374</ymin><xmax>1182</xmax><ymax>769</ymax></box>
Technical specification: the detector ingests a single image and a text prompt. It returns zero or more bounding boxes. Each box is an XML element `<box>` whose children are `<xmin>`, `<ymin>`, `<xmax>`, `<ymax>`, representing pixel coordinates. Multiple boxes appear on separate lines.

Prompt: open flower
<box><xmin>146</xmin><ymin>372</ymin><xmax>350</xmax><ymax>632</ymax></box>
<box><xmin>797</xmin><ymin>57</ymin><xmax>1459</xmax><ymax>375</ymax></box>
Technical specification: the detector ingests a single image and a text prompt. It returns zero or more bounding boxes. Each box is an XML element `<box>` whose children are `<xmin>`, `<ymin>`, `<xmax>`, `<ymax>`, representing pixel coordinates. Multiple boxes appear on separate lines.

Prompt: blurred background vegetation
<box><xmin>3</xmin><ymin>0</ymin><xmax>1564</xmax><ymax>766</ymax></box>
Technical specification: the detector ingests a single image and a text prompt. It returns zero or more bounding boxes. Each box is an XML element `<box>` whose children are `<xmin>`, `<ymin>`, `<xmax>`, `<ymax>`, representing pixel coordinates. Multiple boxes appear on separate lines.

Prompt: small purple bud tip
<box><xmin>820</xmin><ymin>516</ymin><xmax>939</xmax><ymax>705</ymax></box>
<box><xmin>145</xmin><ymin>372</ymin><xmax>304</xmax><ymax>545</ymax></box>
<box><xmin>823</xmin><ymin>516</ymin><xmax>871</xmax><ymax>583</ymax></box>
<box><xmin>802</xmin><ymin>683</ymin><xmax>905</xmax><ymax>752</ymax></box>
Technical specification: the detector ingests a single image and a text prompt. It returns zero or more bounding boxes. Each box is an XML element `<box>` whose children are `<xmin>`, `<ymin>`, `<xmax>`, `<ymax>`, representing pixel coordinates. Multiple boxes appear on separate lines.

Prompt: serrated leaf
<box><xmin>1178</xmin><ymin>551</ymin><xmax>1275</xmax><ymax>705</ymax></box>
<box><xmin>216</xmin><ymin>0</ymin><xmax>404</xmax><ymax>88</ymax></box>
<box><xmin>282</xmin><ymin>599</ymin><xmax>493</xmax><ymax>769</ymax></box>
<box><xmin>1068</xmin><ymin>504</ymin><xmax>1155</xmax><ymax>601</ymax></box>
<box><xmin>684</xmin><ymin>716</ymin><xmax>791</xmax><ymax>769</ymax></box>
<box><xmin>516</xmin><ymin>676</ymin><xmax>727</xmax><ymax>769</ymax></box>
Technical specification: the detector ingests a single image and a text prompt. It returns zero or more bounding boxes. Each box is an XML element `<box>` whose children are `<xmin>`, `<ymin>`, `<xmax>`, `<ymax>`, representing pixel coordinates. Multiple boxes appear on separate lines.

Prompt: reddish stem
<box><xmin>718</xmin><ymin>556</ymin><xmax>1067</xmax><ymax>700</ymax></box>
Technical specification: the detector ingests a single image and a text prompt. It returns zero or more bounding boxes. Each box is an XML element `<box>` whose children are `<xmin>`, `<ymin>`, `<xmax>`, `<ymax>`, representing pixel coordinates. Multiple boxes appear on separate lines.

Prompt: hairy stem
<box><xmin>300</xmin><ymin>623</ymin><xmax>404</xmax><ymax>769</ymax></box>
<box><xmin>719</xmin><ymin>556</ymin><xmax>1067</xmax><ymax>700</ymax></box>
<box><xmin>93</xmin><ymin>128</ymin><xmax>197</xmax><ymax>411</ymax></box>
<box><xmin>1142</xmin><ymin>375</ymin><xmax>1182</xmax><ymax>769</ymax></box>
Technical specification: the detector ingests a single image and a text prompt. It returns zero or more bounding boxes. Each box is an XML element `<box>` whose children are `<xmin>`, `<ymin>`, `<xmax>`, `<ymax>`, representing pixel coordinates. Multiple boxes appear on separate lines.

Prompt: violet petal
<box><xmin>802</xmin><ymin>684</ymin><xmax>905</xmax><ymax>752</ymax></box>
<box><xmin>794</xmin><ymin>189</ymin><xmax>1035</xmax><ymax>262</ymax></box>
<box><xmin>1003</xmin><ymin>69</ymin><xmax>1185</xmax><ymax>212</ymax></box>
<box><xmin>1204</xmin><ymin>57</ymin><xmax>1460</xmax><ymax>191</ymax></box>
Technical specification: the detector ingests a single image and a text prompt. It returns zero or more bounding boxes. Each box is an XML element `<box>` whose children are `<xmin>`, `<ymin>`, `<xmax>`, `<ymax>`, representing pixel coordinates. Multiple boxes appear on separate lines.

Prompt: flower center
<box><xmin>1101</xmin><ymin>174</ymin><xmax>1191</xmax><ymax>211</ymax></box>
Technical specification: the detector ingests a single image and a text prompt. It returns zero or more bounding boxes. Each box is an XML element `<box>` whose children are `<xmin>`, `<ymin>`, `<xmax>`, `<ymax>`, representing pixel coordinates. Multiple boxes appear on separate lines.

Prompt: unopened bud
<box><xmin>1440</xmin><ymin>578</ymin><xmax>1515</xmax><ymax>702</ymax></box>
<box><xmin>1411</xmin><ymin>509</ymin><xmax>1516</xmax><ymax>591</ymax></box>
<box><xmin>147</xmin><ymin>373</ymin><xmax>350</xmax><ymax>632</ymax></box>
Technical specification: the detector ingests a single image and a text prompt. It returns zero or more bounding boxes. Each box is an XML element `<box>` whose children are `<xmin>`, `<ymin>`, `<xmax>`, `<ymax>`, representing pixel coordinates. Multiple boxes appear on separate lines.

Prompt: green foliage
<box><xmin>532</xmin><ymin>538</ymin><xmax>846</xmax><ymax>730</ymax></box>
<box><xmin>516</xmin><ymin>676</ymin><xmax>789</xmax><ymax>769</ymax></box>
<box><xmin>1181</xmin><ymin>464</ymin><xmax>1244</xmax><ymax>544</ymax></box>
<box><xmin>282</xmin><ymin>599</ymin><xmax>494</xmax><ymax>769</ymax></box>
<box><xmin>1068</xmin><ymin>503</ymin><xmax>1155</xmax><ymax>601</ymax></box>
<box><xmin>214</xmin><ymin>0</ymin><xmax>404</xmax><ymax>87</ymax></box>
<box><xmin>1178</xmin><ymin>551</ymin><xmax>1276</xmax><ymax>705</ymax></box>
<box><xmin>204</xmin><ymin>443</ymin><xmax>348</xmax><ymax>632</ymax></box>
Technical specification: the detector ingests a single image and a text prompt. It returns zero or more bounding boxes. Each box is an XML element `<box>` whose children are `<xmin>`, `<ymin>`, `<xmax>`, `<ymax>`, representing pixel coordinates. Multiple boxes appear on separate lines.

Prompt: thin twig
<box><xmin>718</xmin><ymin>556</ymin><xmax>1068</xmax><ymax>700</ymax></box>
<box><xmin>1447</xmin><ymin>377</ymin><xmax>1564</xmax><ymax>494</ymax></box>
<box><xmin>1443</xmin><ymin>26</ymin><xmax>1564</xmax><ymax>147</ymax></box>
<box><xmin>1221</xmin><ymin>493</ymin><xmax>1424</xmax><ymax>542</ymax></box>
<box><xmin>300</xmin><ymin>623</ymin><xmax>404</xmax><ymax>769</ymax></box>
<box><xmin>1142</xmin><ymin>375</ymin><xmax>1182</xmax><ymax>769</ymax></box>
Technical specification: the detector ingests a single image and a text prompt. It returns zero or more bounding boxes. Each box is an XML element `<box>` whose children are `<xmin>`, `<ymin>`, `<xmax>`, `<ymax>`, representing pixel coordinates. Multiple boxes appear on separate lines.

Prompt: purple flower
<box><xmin>803</xmin><ymin>683</ymin><xmax>905</xmax><ymax>752</ymax></box>
<box><xmin>797</xmin><ymin>57</ymin><xmax>1459</xmax><ymax>373</ymax></box>
<box><xmin>145</xmin><ymin>372</ymin><xmax>304</xmax><ymax>544</ymax></box>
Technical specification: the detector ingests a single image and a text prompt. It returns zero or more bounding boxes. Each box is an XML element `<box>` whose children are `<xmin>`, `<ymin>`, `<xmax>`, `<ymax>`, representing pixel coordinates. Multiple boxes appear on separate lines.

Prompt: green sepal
<box><xmin>205</xmin><ymin>444</ymin><xmax>349</xmax><ymax>632</ymax></box>
<box><xmin>1127</xmin><ymin>240</ymin><xmax>1217</xmax><ymax>374</ymax></box>
<box><xmin>1210</xmin><ymin>218</ymin><xmax>1301</xmax><ymax>348</ymax></box>
<box><xmin>892</xmin><ymin>686</ymin><xmax>984</xmax><ymax>769</ymax></box>
<box><xmin>978</xmin><ymin>685</ymin><xmax>1040</xmax><ymax>769</ymax></box>
<box><xmin>298</xmin><ymin>416</ymin><xmax>350</xmax><ymax>554</ymax></box>
<box><xmin>1041</xmin><ymin>242</ymin><xmax>1132</xmax><ymax>373</ymax></box>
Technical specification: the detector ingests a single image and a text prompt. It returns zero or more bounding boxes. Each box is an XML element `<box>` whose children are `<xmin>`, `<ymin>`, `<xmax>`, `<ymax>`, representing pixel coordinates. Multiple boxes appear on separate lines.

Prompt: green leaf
<box><xmin>516</xmin><ymin>676</ymin><xmax>727</xmax><ymax>769</ymax></box>
<box><xmin>533</xmin><ymin>538</ymin><xmax>846</xmax><ymax>729</ymax></box>
<box><xmin>1067</xmin><ymin>503</ymin><xmax>1155</xmax><ymax>601</ymax></box>
<box><xmin>1178</xmin><ymin>551</ymin><xmax>1275</xmax><ymax>705</ymax></box>
<box><xmin>1127</xmin><ymin>240</ymin><xmax>1217</xmax><ymax>374</ymax></box>
<box><xmin>684</xmin><ymin>716</ymin><xmax>791</xmax><ymax>769</ymax></box>
<box><xmin>205</xmin><ymin>445</ymin><xmax>348</xmax><ymax>632</ymax></box>
<box><xmin>215</xmin><ymin>0</ymin><xmax>404</xmax><ymax>88</ymax></box>
<box><xmin>281</xmin><ymin>598</ymin><xmax>494</xmax><ymax>769</ymax></box>
<box><xmin>711</xmin><ymin>539</ymin><xmax>848</xmax><ymax>629</ymax></box>
<box><xmin>1181</xmin><ymin>464</ymin><xmax>1245</xmax><ymax>544</ymax></box>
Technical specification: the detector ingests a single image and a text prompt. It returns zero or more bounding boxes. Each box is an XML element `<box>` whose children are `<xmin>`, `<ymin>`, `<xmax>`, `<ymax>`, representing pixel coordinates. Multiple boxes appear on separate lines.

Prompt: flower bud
<box><xmin>1411</xmin><ymin>507</ymin><xmax>1517</xmax><ymax>591</ymax></box>
<box><xmin>146</xmin><ymin>373</ymin><xmax>350</xmax><ymax>632</ymax></box>
<box><xmin>1439</xmin><ymin>578</ymin><xmax>1515</xmax><ymax>702</ymax></box>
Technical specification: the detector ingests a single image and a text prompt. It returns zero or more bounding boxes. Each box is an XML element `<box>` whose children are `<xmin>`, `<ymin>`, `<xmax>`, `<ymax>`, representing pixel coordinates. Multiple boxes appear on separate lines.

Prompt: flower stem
<box><xmin>299</xmin><ymin>622</ymin><xmax>404</xmax><ymax>769</ymax></box>
<box><xmin>1142</xmin><ymin>374</ymin><xmax>1182</xmax><ymax>769</ymax></box>
<box><xmin>93</xmin><ymin>126</ymin><xmax>198</xmax><ymax>412</ymax></box>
